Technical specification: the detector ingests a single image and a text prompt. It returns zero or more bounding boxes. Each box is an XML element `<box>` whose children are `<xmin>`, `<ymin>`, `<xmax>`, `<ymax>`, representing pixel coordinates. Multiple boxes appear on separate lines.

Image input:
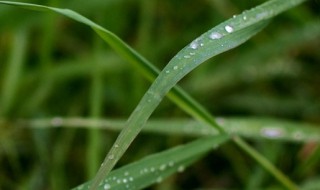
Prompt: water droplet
<box><xmin>184</xmin><ymin>55</ymin><xmax>191</xmax><ymax>58</ymax></box>
<box><xmin>225</xmin><ymin>25</ymin><xmax>234</xmax><ymax>33</ymax></box>
<box><xmin>173</xmin><ymin>66</ymin><xmax>178</xmax><ymax>70</ymax></box>
<box><xmin>190</xmin><ymin>52</ymin><xmax>195</xmax><ymax>55</ymax></box>
<box><xmin>51</xmin><ymin>117</ymin><xmax>63</xmax><ymax>126</ymax></box>
<box><xmin>190</xmin><ymin>40</ymin><xmax>199</xmax><ymax>49</ymax></box>
<box><xmin>117</xmin><ymin>179</ymin><xmax>121</xmax><ymax>184</ymax></box>
<box><xmin>76</xmin><ymin>185</ymin><xmax>84</xmax><ymax>190</ymax></box>
<box><xmin>108</xmin><ymin>154</ymin><xmax>114</xmax><ymax>160</ymax></box>
<box><xmin>260</xmin><ymin>127</ymin><xmax>284</xmax><ymax>139</ymax></box>
<box><xmin>159</xmin><ymin>164</ymin><xmax>166</xmax><ymax>171</ymax></box>
<box><xmin>156</xmin><ymin>176</ymin><xmax>163</xmax><ymax>183</ymax></box>
<box><xmin>114</xmin><ymin>144</ymin><xmax>119</xmax><ymax>148</ymax></box>
<box><xmin>129</xmin><ymin>177</ymin><xmax>134</xmax><ymax>181</ymax></box>
<box><xmin>243</xmin><ymin>15</ymin><xmax>247</xmax><ymax>20</ymax></box>
<box><xmin>178</xmin><ymin>165</ymin><xmax>185</xmax><ymax>173</ymax></box>
<box><xmin>104</xmin><ymin>184</ymin><xmax>111</xmax><ymax>190</ymax></box>
<box><xmin>123</xmin><ymin>178</ymin><xmax>128</xmax><ymax>183</ymax></box>
<box><xmin>209</xmin><ymin>32</ymin><xmax>222</xmax><ymax>40</ymax></box>
<box><xmin>233</xmin><ymin>15</ymin><xmax>237</xmax><ymax>18</ymax></box>
<box><xmin>150</xmin><ymin>167</ymin><xmax>155</xmax><ymax>172</ymax></box>
<box><xmin>169</xmin><ymin>161</ymin><xmax>175</xmax><ymax>167</ymax></box>
<box><xmin>165</xmin><ymin>70</ymin><xmax>170</xmax><ymax>74</ymax></box>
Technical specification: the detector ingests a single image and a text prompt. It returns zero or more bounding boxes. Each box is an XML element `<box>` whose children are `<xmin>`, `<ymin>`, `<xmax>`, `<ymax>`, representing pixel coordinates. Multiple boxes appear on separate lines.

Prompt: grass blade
<box><xmin>72</xmin><ymin>135</ymin><xmax>229</xmax><ymax>190</ymax></box>
<box><xmin>22</xmin><ymin>117</ymin><xmax>320</xmax><ymax>143</ymax></box>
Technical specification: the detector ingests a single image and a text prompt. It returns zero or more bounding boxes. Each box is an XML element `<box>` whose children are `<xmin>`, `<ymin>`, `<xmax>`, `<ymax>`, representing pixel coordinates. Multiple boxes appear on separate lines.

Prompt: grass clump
<box><xmin>0</xmin><ymin>0</ymin><xmax>319</xmax><ymax>189</ymax></box>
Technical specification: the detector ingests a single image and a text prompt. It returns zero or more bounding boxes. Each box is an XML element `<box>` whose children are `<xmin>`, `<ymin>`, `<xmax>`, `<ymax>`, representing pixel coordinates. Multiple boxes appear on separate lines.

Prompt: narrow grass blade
<box><xmin>22</xmin><ymin>117</ymin><xmax>320</xmax><ymax>143</ymax></box>
<box><xmin>72</xmin><ymin>135</ymin><xmax>229</xmax><ymax>190</ymax></box>
<box><xmin>233</xmin><ymin>136</ymin><xmax>299</xmax><ymax>190</ymax></box>
<box><xmin>0</xmin><ymin>26</ymin><xmax>28</xmax><ymax>116</ymax></box>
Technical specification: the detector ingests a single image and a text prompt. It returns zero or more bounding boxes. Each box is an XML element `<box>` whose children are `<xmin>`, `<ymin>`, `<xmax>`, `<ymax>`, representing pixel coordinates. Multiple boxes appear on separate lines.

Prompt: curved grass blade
<box><xmin>23</xmin><ymin>117</ymin><xmax>320</xmax><ymax>143</ymax></box>
<box><xmin>72</xmin><ymin>135</ymin><xmax>229</xmax><ymax>190</ymax></box>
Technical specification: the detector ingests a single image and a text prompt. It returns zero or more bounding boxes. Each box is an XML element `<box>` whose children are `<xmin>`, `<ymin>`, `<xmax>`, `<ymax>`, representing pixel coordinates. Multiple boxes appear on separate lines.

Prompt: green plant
<box><xmin>0</xmin><ymin>0</ymin><xmax>319</xmax><ymax>189</ymax></box>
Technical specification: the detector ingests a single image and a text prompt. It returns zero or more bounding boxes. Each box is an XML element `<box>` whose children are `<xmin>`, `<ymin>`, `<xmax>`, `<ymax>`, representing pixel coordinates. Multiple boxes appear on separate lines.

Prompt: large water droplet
<box><xmin>225</xmin><ymin>25</ymin><xmax>234</xmax><ymax>33</ymax></box>
<box><xmin>108</xmin><ymin>154</ymin><xmax>114</xmax><ymax>160</ymax></box>
<box><xmin>260</xmin><ymin>127</ymin><xmax>284</xmax><ymax>139</ymax></box>
<box><xmin>209</xmin><ymin>32</ymin><xmax>222</xmax><ymax>40</ymax></box>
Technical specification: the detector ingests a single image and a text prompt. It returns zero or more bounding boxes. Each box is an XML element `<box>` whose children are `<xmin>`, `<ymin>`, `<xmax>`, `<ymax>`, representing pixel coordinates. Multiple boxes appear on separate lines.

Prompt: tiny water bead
<box><xmin>104</xmin><ymin>184</ymin><xmax>111</xmax><ymax>190</ymax></box>
<box><xmin>51</xmin><ymin>117</ymin><xmax>63</xmax><ymax>126</ymax></box>
<box><xmin>190</xmin><ymin>40</ymin><xmax>199</xmax><ymax>49</ymax></box>
<box><xmin>156</xmin><ymin>176</ymin><xmax>163</xmax><ymax>183</ymax></box>
<box><xmin>159</xmin><ymin>164</ymin><xmax>167</xmax><ymax>171</ymax></box>
<box><xmin>225</xmin><ymin>25</ymin><xmax>234</xmax><ymax>33</ymax></box>
<box><xmin>173</xmin><ymin>66</ymin><xmax>178</xmax><ymax>70</ymax></box>
<box><xmin>177</xmin><ymin>165</ymin><xmax>185</xmax><ymax>173</ymax></box>
<box><xmin>108</xmin><ymin>154</ymin><xmax>115</xmax><ymax>160</ymax></box>
<box><xmin>260</xmin><ymin>127</ymin><xmax>284</xmax><ymax>139</ymax></box>
<box><xmin>209</xmin><ymin>32</ymin><xmax>222</xmax><ymax>40</ymax></box>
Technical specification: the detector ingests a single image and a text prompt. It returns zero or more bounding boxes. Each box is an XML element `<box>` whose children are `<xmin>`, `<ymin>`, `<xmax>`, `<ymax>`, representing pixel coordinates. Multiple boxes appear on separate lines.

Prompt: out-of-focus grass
<box><xmin>0</xmin><ymin>0</ymin><xmax>319</xmax><ymax>189</ymax></box>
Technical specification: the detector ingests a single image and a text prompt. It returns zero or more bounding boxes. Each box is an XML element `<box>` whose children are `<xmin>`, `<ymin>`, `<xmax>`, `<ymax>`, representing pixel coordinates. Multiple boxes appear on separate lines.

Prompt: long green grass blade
<box><xmin>23</xmin><ymin>117</ymin><xmax>320</xmax><ymax>143</ymax></box>
<box><xmin>233</xmin><ymin>136</ymin><xmax>298</xmax><ymax>190</ymax></box>
<box><xmin>72</xmin><ymin>135</ymin><xmax>229</xmax><ymax>190</ymax></box>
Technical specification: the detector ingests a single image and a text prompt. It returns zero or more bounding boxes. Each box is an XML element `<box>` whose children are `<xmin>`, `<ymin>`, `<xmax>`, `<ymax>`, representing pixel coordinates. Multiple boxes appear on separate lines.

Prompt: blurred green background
<box><xmin>0</xmin><ymin>0</ymin><xmax>319</xmax><ymax>189</ymax></box>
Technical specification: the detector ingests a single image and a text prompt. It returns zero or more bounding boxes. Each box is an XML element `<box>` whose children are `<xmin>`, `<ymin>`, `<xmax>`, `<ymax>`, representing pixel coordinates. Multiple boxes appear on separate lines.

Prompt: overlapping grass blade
<box><xmin>72</xmin><ymin>135</ymin><xmax>229</xmax><ymax>190</ymax></box>
<box><xmin>25</xmin><ymin>117</ymin><xmax>320</xmax><ymax>143</ymax></box>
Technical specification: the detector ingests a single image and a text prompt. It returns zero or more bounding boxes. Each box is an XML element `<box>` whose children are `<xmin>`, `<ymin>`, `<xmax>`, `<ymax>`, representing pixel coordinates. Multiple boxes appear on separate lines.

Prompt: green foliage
<box><xmin>0</xmin><ymin>0</ymin><xmax>319</xmax><ymax>189</ymax></box>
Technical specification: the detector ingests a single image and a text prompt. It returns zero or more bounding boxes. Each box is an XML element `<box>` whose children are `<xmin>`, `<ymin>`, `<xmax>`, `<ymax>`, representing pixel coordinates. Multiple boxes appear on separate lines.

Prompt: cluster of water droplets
<box><xmin>97</xmin><ymin>171</ymin><xmax>136</xmax><ymax>190</ymax></box>
<box><xmin>91</xmin><ymin>161</ymin><xmax>186</xmax><ymax>190</ymax></box>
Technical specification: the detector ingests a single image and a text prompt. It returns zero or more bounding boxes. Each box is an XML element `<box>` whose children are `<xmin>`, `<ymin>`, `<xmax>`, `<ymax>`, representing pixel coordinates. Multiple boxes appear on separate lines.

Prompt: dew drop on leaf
<box><xmin>108</xmin><ymin>154</ymin><xmax>115</xmax><ymax>160</ymax></box>
<box><xmin>178</xmin><ymin>165</ymin><xmax>185</xmax><ymax>173</ymax></box>
<box><xmin>209</xmin><ymin>32</ymin><xmax>222</xmax><ymax>40</ymax></box>
<box><xmin>225</xmin><ymin>25</ymin><xmax>234</xmax><ymax>33</ymax></box>
<box><xmin>260</xmin><ymin>127</ymin><xmax>284</xmax><ymax>138</ymax></box>
<box><xmin>104</xmin><ymin>184</ymin><xmax>111</xmax><ymax>190</ymax></box>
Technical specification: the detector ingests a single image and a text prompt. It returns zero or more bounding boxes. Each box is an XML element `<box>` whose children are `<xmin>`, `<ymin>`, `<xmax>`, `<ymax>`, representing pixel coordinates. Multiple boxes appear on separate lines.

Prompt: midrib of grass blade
<box><xmin>0</xmin><ymin>1</ymin><xmax>305</xmax><ymax>189</ymax></box>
